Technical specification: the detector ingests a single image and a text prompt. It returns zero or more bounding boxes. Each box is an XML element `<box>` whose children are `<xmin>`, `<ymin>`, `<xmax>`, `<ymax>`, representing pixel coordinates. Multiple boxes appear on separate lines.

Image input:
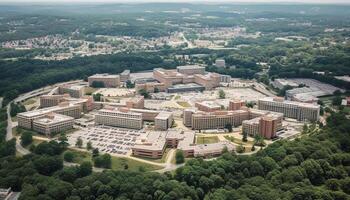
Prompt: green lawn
<box><xmin>224</xmin><ymin>135</ymin><xmax>255</xmax><ymax>146</ymax></box>
<box><xmin>65</xmin><ymin>149</ymin><xmax>163</xmax><ymax>172</ymax></box>
<box><xmin>196</xmin><ymin>135</ymin><xmax>219</xmax><ymax>144</ymax></box>
<box><xmin>177</xmin><ymin>101</ymin><xmax>191</xmax><ymax>108</ymax></box>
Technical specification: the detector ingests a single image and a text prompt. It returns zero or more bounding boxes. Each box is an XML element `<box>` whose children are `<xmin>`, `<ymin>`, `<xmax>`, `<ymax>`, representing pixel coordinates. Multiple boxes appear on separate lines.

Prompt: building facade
<box><xmin>33</xmin><ymin>113</ymin><xmax>74</xmax><ymax>136</ymax></box>
<box><xmin>95</xmin><ymin>108</ymin><xmax>143</xmax><ymax>129</ymax></box>
<box><xmin>88</xmin><ymin>74</ymin><xmax>120</xmax><ymax>88</ymax></box>
<box><xmin>58</xmin><ymin>85</ymin><xmax>85</xmax><ymax>98</ymax></box>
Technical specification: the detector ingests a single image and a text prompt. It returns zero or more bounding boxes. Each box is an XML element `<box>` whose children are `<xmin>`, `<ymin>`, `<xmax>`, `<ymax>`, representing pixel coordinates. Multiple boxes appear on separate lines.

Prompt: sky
<box><xmin>0</xmin><ymin>0</ymin><xmax>349</xmax><ymax>4</ymax></box>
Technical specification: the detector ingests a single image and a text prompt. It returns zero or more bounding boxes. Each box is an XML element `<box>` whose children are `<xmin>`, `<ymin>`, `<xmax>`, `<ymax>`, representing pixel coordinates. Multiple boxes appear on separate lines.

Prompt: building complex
<box><xmin>88</xmin><ymin>73</ymin><xmax>120</xmax><ymax>88</ymax></box>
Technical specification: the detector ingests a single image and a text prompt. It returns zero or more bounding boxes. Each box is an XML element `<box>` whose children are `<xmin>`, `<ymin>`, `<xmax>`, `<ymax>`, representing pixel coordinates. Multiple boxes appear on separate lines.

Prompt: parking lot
<box><xmin>67</xmin><ymin>126</ymin><xmax>147</xmax><ymax>156</ymax></box>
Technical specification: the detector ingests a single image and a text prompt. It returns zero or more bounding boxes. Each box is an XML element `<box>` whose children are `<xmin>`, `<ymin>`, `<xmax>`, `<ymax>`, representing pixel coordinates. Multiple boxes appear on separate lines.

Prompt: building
<box><xmin>153</xmin><ymin>68</ymin><xmax>220</xmax><ymax>91</ymax></box>
<box><xmin>242</xmin><ymin>112</ymin><xmax>283</xmax><ymax>139</ymax></box>
<box><xmin>194</xmin><ymin>141</ymin><xmax>235</xmax><ymax>157</ymax></box>
<box><xmin>220</xmin><ymin>75</ymin><xmax>231</xmax><ymax>83</ymax></box>
<box><xmin>0</xmin><ymin>188</ymin><xmax>12</xmax><ymax>200</ymax></box>
<box><xmin>33</xmin><ymin>113</ymin><xmax>74</xmax><ymax>136</ymax></box>
<box><xmin>185</xmin><ymin>109</ymin><xmax>250</xmax><ymax>130</ymax></box>
<box><xmin>193</xmin><ymin>73</ymin><xmax>221</xmax><ymax>90</ymax></box>
<box><xmin>58</xmin><ymin>85</ymin><xmax>85</xmax><ymax>98</ymax></box>
<box><xmin>155</xmin><ymin>112</ymin><xmax>173</xmax><ymax>131</ymax></box>
<box><xmin>183</xmin><ymin>108</ymin><xmax>196</xmax><ymax>127</ymax></box>
<box><xmin>40</xmin><ymin>94</ymin><xmax>67</xmax><ymax>108</ymax></box>
<box><xmin>229</xmin><ymin>99</ymin><xmax>245</xmax><ymax>111</ymax></box>
<box><xmin>120</xmin><ymin>70</ymin><xmax>130</xmax><ymax>82</ymax></box>
<box><xmin>135</xmin><ymin>82</ymin><xmax>166</xmax><ymax>93</ymax></box>
<box><xmin>215</xmin><ymin>59</ymin><xmax>226</xmax><ymax>68</ymax></box>
<box><xmin>125</xmin><ymin>96</ymin><xmax>144</xmax><ymax>109</ymax></box>
<box><xmin>272</xmin><ymin>79</ymin><xmax>298</xmax><ymax>90</ymax></box>
<box><xmin>195</xmin><ymin>101</ymin><xmax>221</xmax><ymax>112</ymax></box>
<box><xmin>176</xmin><ymin>65</ymin><xmax>205</xmax><ymax>75</ymax></box>
<box><xmin>18</xmin><ymin>102</ymin><xmax>81</xmax><ymax>130</ymax></box>
<box><xmin>258</xmin><ymin>97</ymin><xmax>320</xmax><ymax>121</ymax></box>
<box><xmin>88</xmin><ymin>74</ymin><xmax>120</xmax><ymax>88</ymax></box>
<box><xmin>95</xmin><ymin>107</ymin><xmax>143</xmax><ymax>129</ymax></box>
<box><xmin>167</xmin><ymin>83</ymin><xmax>205</xmax><ymax>93</ymax></box>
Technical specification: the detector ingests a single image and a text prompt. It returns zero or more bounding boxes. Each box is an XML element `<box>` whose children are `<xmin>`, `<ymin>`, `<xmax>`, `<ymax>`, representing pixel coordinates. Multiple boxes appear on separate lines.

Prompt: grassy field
<box><xmin>177</xmin><ymin>101</ymin><xmax>191</xmax><ymax>108</ymax></box>
<box><xmin>65</xmin><ymin>149</ymin><xmax>163</xmax><ymax>172</ymax></box>
<box><xmin>196</xmin><ymin>135</ymin><xmax>219</xmax><ymax>144</ymax></box>
<box><xmin>22</xmin><ymin>98</ymin><xmax>37</xmax><ymax>106</ymax></box>
<box><xmin>224</xmin><ymin>135</ymin><xmax>255</xmax><ymax>145</ymax></box>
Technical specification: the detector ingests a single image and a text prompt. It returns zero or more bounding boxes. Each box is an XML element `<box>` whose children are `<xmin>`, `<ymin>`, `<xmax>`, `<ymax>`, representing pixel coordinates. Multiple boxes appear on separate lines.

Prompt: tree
<box><xmin>63</xmin><ymin>151</ymin><xmax>75</xmax><ymax>162</ymax></box>
<box><xmin>58</xmin><ymin>133</ymin><xmax>68</xmax><ymax>147</ymax></box>
<box><xmin>246</xmin><ymin>102</ymin><xmax>254</xmax><ymax>108</ymax></box>
<box><xmin>253</xmin><ymin>134</ymin><xmax>266</xmax><ymax>147</ymax></box>
<box><xmin>332</xmin><ymin>96</ymin><xmax>342</xmax><ymax>106</ymax></box>
<box><xmin>126</xmin><ymin>80</ymin><xmax>135</xmax><ymax>88</ymax></box>
<box><xmin>20</xmin><ymin>131</ymin><xmax>33</xmax><ymax>147</ymax></box>
<box><xmin>75</xmin><ymin>137</ymin><xmax>83</xmax><ymax>148</ymax></box>
<box><xmin>92</xmin><ymin>148</ymin><xmax>100</xmax><ymax>157</ymax></box>
<box><xmin>236</xmin><ymin>144</ymin><xmax>245</xmax><ymax>153</ymax></box>
<box><xmin>242</xmin><ymin>132</ymin><xmax>248</xmax><ymax>142</ymax></box>
<box><xmin>86</xmin><ymin>141</ymin><xmax>93</xmax><ymax>151</ymax></box>
<box><xmin>175</xmin><ymin>150</ymin><xmax>185</xmax><ymax>164</ymax></box>
<box><xmin>139</xmin><ymin>89</ymin><xmax>150</xmax><ymax>98</ymax></box>
<box><xmin>218</xmin><ymin>89</ymin><xmax>226</xmax><ymax>99</ymax></box>
<box><xmin>93</xmin><ymin>93</ymin><xmax>103</xmax><ymax>102</ymax></box>
<box><xmin>79</xmin><ymin>161</ymin><xmax>92</xmax><ymax>177</ymax></box>
<box><xmin>94</xmin><ymin>154</ymin><xmax>112</xmax><ymax>168</ymax></box>
<box><xmin>224</xmin><ymin>124</ymin><xmax>233</xmax><ymax>132</ymax></box>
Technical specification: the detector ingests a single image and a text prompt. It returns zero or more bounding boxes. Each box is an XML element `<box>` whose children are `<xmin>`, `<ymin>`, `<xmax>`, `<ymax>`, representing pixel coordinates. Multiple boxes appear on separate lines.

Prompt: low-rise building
<box><xmin>33</xmin><ymin>113</ymin><xmax>74</xmax><ymax>136</ymax></box>
<box><xmin>18</xmin><ymin>102</ymin><xmax>81</xmax><ymax>130</ymax></box>
<box><xmin>135</xmin><ymin>82</ymin><xmax>166</xmax><ymax>93</ymax></box>
<box><xmin>220</xmin><ymin>75</ymin><xmax>231</xmax><ymax>83</ymax></box>
<box><xmin>40</xmin><ymin>94</ymin><xmax>67</xmax><ymax>108</ymax></box>
<box><xmin>155</xmin><ymin>112</ymin><xmax>173</xmax><ymax>131</ymax></box>
<box><xmin>195</xmin><ymin>101</ymin><xmax>221</xmax><ymax>112</ymax></box>
<box><xmin>176</xmin><ymin>65</ymin><xmax>205</xmax><ymax>75</ymax></box>
<box><xmin>215</xmin><ymin>59</ymin><xmax>226</xmax><ymax>68</ymax></box>
<box><xmin>88</xmin><ymin>73</ymin><xmax>120</xmax><ymax>88</ymax></box>
<box><xmin>194</xmin><ymin>141</ymin><xmax>234</xmax><ymax>157</ymax></box>
<box><xmin>58</xmin><ymin>85</ymin><xmax>85</xmax><ymax>98</ymax></box>
<box><xmin>229</xmin><ymin>99</ymin><xmax>245</xmax><ymax>111</ymax></box>
<box><xmin>125</xmin><ymin>96</ymin><xmax>144</xmax><ymax>109</ymax></box>
<box><xmin>120</xmin><ymin>70</ymin><xmax>130</xmax><ymax>82</ymax></box>
<box><xmin>258</xmin><ymin>97</ymin><xmax>320</xmax><ymax>121</ymax></box>
<box><xmin>95</xmin><ymin>107</ymin><xmax>143</xmax><ymax>129</ymax></box>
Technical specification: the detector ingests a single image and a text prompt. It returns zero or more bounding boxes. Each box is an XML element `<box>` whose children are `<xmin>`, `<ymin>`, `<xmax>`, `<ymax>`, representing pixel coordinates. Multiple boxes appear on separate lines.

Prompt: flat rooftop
<box><xmin>177</xmin><ymin>65</ymin><xmax>205</xmax><ymax>70</ymax></box>
<box><xmin>196</xmin><ymin>101</ymin><xmax>221</xmax><ymax>109</ymax></box>
<box><xmin>155</xmin><ymin>112</ymin><xmax>173</xmax><ymax>120</ymax></box>
<box><xmin>259</xmin><ymin>97</ymin><xmax>320</xmax><ymax>109</ymax></box>
<box><xmin>34</xmin><ymin>113</ymin><xmax>73</xmax><ymax>125</ymax></box>
<box><xmin>18</xmin><ymin>103</ymin><xmax>78</xmax><ymax>118</ymax></box>
<box><xmin>169</xmin><ymin>83</ymin><xmax>204</xmax><ymax>89</ymax></box>
<box><xmin>89</xmin><ymin>73</ymin><xmax>119</xmax><ymax>79</ymax></box>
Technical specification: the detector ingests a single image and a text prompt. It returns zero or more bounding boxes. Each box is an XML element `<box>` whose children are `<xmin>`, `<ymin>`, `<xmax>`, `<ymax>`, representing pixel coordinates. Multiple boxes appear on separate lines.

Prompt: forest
<box><xmin>0</xmin><ymin>107</ymin><xmax>349</xmax><ymax>199</ymax></box>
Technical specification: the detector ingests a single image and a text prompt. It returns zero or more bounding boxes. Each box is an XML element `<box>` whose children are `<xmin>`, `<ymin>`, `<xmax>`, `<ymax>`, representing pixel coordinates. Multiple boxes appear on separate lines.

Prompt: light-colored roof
<box><xmin>155</xmin><ymin>112</ymin><xmax>173</xmax><ymax>120</ymax></box>
<box><xmin>177</xmin><ymin>65</ymin><xmax>205</xmax><ymax>70</ymax></box>
<box><xmin>34</xmin><ymin>113</ymin><xmax>74</xmax><ymax>125</ymax></box>
<box><xmin>89</xmin><ymin>73</ymin><xmax>120</xmax><ymax>79</ymax></box>
<box><xmin>259</xmin><ymin>97</ymin><xmax>320</xmax><ymax>109</ymax></box>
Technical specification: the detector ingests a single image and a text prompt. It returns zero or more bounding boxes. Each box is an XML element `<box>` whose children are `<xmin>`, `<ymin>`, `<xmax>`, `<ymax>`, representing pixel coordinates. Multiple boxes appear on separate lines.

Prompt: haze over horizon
<box><xmin>0</xmin><ymin>0</ymin><xmax>349</xmax><ymax>4</ymax></box>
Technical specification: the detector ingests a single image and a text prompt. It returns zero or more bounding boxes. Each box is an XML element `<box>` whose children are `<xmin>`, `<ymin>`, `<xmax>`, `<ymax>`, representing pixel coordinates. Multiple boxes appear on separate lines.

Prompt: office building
<box><xmin>194</xmin><ymin>141</ymin><xmax>235</xmax><ymax>157</ymax></box>
<box><xmin>193</xmin><ymin>73</ymin><xmax>221</xmax><ymax>90</ymax></box>
<box><xmin>88</xmin><ymin>73</ymin><xmax>120</xmax><ymax>88</ymax></box>
<box><xmin>58</xmin><ymin>85</ymin><xmax>85</xmax><ymax>98</ymax></box>
<box><xmin>33</xmin><ymin>113</ymin><xmax>74</xmax><ymax>136</ymax></box>
<box><xmin>135</xmin><ymin>82</ymin><xmax>166</xmax><ymax>93</ymax></box>
<box><xmin>242</xmin><ymin>112</ymin><xmax>283</xmax><ymax>139</ymax></box>
<box><xmin>155</xmin><ymin>112</ymin><xmax>173</xmax><ymax>131</ymax></box>
<box><xmin>120</xmin><ymin>70</ymin><xmax>130</xmax><ymax>82</ymax></box>
<box><xmin>18</xmin><ymin>102</ymin><xmax>81</xmax><ymax>130</ymax></box>
<box><xmin>220</xmin><ymin>75</ymin><xmax>231</xmax><ymax>83</ymax></box>
<box><xmin>40</xmin><ymin>94</ymin><xmax>67</xmax><ymax>108</ymax></box>
<box><xmin>176</xmin><ymin>65</ymin><xmax>205</xmax><ymax>75</ymax></box>
<box><xmin>229</xmin><ymin>99</ymin><xmax>245</xmax><ymax>111</ymax></box>
<box><xmin>258</xmin><ymin>97</ymin><xmax>320</xmax><ymax>121</ymax></box>
<box><xmin>215</xmin><ymin>59</ymin><xmax>226</xmax><ymax>68</ymax></box>
<box><xmin>95</xmin><ymin>107</ymin><xmax>143</xmax><ymax>129</ymax></box>
<box><xmin>195</xmin><ymin>101</ymin><xmax>221</xmax><ymax>112</ymax></box>
<box><xmin>185</xmin><ymin>109</ymin><xmax>250</xmax><ymax>130</ymax></box>
<box><xmin>125</xmin><ymin>96</ymin><xmax>144</xmax><ymax>109</ymax></box>
<box><xmin>167</xmin><ymin>83</ymin><xmax>205</xmax><ymax>93</ymax></box>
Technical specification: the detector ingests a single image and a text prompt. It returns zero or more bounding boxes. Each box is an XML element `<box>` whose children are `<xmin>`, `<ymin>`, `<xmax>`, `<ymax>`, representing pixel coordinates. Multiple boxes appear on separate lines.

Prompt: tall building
<box><xmin>33</xmin><ymin>113</ymin><xmax>74</xmax><ymax>136</ymax></box>
<box><xmin>242</xmin><ymin>112</ymin><xmax>283</xmax><ymax>139</ymax></box>
<box><xmin>95</xmin><ymin>107</ymin><xmax>143</xmax><ymax>129</ymax></box>
<box><xmin>58</xmin><ymin>85</ymin><xmax>85</xmax><ymax>98</ymax></box>
<box><xmin>258</xmin><ymin>97</ymin><xmax>320</xmax><ymax>121</ymax></box>
<box><xmin>88</xmin><ymin>74</ymin><xmax>120</xmax><ymax>88</ymax></box>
